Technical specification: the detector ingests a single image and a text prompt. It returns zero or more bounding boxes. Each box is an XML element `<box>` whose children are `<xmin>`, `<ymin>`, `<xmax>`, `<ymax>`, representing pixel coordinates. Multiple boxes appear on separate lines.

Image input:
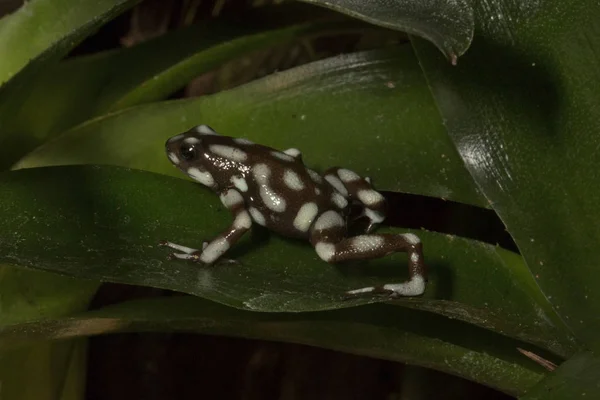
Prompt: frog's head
<box><xmin>166</xmin><ymin>124</ymin><xmax>253</xmax><ymax>192</ymax></box>
<box><xmin>165</xmin><ymin>124</ymin><xmax>224</xmax><ymax>190</ymax></box>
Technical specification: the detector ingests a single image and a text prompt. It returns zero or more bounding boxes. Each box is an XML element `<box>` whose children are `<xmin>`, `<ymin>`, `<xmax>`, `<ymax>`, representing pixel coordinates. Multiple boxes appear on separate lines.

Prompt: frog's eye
<box><xmin>180</xmin><ymin>143</ymin><xmax>197</xmax><ymax>161</ymax></box>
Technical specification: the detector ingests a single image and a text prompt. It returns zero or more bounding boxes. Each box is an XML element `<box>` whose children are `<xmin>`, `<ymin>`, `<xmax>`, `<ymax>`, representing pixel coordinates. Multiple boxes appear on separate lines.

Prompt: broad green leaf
<box><xmin>413</xmin><ymin>1</ymin><xmax>600</xmax><ymax>350</ymax></box>
<box><xmin>299</xmin><ymin>0</ymin><xmax>474</xmax><ymax>61</ymax></box>
<box><xmin>0</xmin><ymin>0</ymin><xmax>140</xmax><ymax>86</ymax></box>
<box><xmin>16</xmin><ymin>46</ymin><xmax>486</xmax><ymax>208</ymax></box>
<box><xmin>0</xmin><ymin>166</ymin><xmax>574</xmax><ymax>356</ymax></box>
<box><xmin>3</xmin><ymin>16</ymin><xmax>371</xmax><ymax>163</ymax></box>
<box><xmin>0</xmin><ymin>296</ymin><xmax>551</xmax><ymax>396</ymax></box>
<box><xmin>521</xmin><ymin>352</ymin><xmax>600</xmax><ymax>400</ymax></box>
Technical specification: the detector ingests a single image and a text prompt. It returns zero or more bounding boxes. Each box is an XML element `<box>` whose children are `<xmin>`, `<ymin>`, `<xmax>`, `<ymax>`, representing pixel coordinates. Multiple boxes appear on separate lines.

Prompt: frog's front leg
<box><xmin>309</xmin><ymin>210</ymin><xmax>427</xmax><ymax>298</ymax></box>
<box><xmin>160</xmin><ymin>188</ymin><xmax>251</xmax><ymax>264</ymax></box>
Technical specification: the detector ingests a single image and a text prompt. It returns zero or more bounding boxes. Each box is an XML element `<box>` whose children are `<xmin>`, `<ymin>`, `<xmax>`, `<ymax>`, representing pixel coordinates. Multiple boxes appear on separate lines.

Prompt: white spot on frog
<box><xmin>210</xmin><ymin>144</ymin><xmax>248</xmax><ymax>162</ymax></box>
<box><xmin>283</xmin><ymin>169</ymin><xmax>305</xmax><ymax>191</ymax></box>
<box><xmin>293</xmin><ymin>202</ymin><xmax>318</xmax><ymax>232</ymax></box>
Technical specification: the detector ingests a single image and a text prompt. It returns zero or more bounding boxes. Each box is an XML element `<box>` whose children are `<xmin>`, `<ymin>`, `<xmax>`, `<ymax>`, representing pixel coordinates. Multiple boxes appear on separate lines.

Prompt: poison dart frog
<box><xmin>160</xmin><ymin>125</ymin><xmax>427</xmax><ymax>298</ymax></box>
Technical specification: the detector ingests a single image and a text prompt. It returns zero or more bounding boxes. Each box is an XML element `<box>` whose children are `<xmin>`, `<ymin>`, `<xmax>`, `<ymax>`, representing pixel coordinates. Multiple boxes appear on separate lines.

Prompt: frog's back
<box><xmin>235</xmin><ymin>140</ymin><xmax>349</xmax><ymax>239</ymax></box>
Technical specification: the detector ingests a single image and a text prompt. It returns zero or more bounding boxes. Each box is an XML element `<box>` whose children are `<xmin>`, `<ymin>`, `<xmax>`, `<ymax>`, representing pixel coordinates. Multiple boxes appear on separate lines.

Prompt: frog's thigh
<box><xmin>309</xmin><ymin>211</ymin><xmax>426</xmax><ymax>298</ymax></box>
<box><xmin>323</xmin><ymin>167</ymin><xmax>386</xmax><ymax>231</ymax></box>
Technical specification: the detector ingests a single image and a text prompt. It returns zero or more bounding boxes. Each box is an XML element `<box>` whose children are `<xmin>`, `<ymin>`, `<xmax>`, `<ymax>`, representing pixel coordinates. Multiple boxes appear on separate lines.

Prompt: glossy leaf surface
<box><xmin>0</xmin><ymin>296</ymin><xmax>550</xmax><ymax>396</ymax></box>
<box><xmin>521</xmin><ymin>352</ymin><xmax>600</xmax><ymax>400</ymax></box>
<box><xmin>16</xmin><ymin>47</ymin><xmax>486</xmax><ymax>208</ymax></box>
<box><xmin>0</xmin><ymin>0</ymin><xmax>139</xmax><ymax>86</ymax></box>
<box><xmin>0</xmin><ymin>17</ymin><xmax>367</xmax><ymax>170</ymax></box>
<box><xmin>413</xmin><ymin>0</ymin><xmax>600</xmax><ymax>350</ymax></box>
<box><xmin>299</xmin><ymin>0</ymin><xmax>473</xmax><ymax>61</ymax></box>
<box><xmin>0</xmin><ymin>166</ymin><xmax>573</xmax><ymax>356</ymax></box>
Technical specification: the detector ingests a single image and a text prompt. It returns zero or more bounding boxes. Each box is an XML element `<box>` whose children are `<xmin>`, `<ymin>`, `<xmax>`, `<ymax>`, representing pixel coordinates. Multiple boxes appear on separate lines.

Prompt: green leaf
<box><xmin>16</xmin><ymin>46</ymin><xmax>486</xmax><ymax>208</ymax></box>
<box><xmin>0</xmin><ymin>0</ymin><xmax>140</xmax><ymax>171</ymax></box>
<box><xmin>413</xmin><ymin>1</ymin><xmax>600</xmax><ymax>350</ymax></box>
<box><xmin>0</xmin><ymin>296</ymin><xmax>552</xmax><ymax>397</ymax></box>
<box><xmin>3</xmin><ymin>16</ymin><xmax>371</xmax><ymax>161</ymax></box>
<box><xmin>0</xmin><ymin>0</ymin><xmax>140</xmax><ymax>86</ymax></box>
<box><xmin>521</xmin><ymin>352</ymin><xmax>600</xmax><ymax>399</ymax></box>
<box><xmin>298</xmin><ymin>0</ymin><xmax>474</xmax><ymax>62</ymax></box>
<box><xmin>0</xmin><ymin>166</ymin><xmax>574</xmax><ymax>356</ymax></box>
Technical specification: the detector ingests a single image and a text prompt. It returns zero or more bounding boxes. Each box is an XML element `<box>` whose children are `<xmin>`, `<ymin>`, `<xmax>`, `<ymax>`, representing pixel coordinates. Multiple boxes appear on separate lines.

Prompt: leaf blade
<box><xmin>413</xmin><ymin>0</ymin><xmax>600</xmax><ymax>350</ymax></box>
<box><xmin>0</xmin><ymin>0</ymin><xmax>140</xmax><ymax>86</ymax></box>
<box><xmin>16</xmin><ymin>47</ymin><xmax>486</xmax><ymax>207</ymax></box>
<box><xmin>0</xmin><ymin>296</ymin><xmax>550</xmax><ymax>397</ymax></box>
<box><xmin>298</xmin><ymin>0</ymin><xmax>474</xmax><ymax>61</ymax></box>
<box><xmin>521</xmin><ymin>352</ymin><xmax>600</xmax><ymax>400</ymax></box>
<box><xmin>0</xmin><ymin>165</ymin><xmax>574</xmax><ymax>355</ymax></box>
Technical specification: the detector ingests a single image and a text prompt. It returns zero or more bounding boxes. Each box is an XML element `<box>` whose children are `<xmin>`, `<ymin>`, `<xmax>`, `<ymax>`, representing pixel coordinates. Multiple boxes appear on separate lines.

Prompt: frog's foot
<box><xmin>159</xmin><ymin>240</ymin><xmax>202</xmax><ymax>262</ymax></box>
<box><xmin>159</xmin><ymin>240</ymin><xmax>239</xmax><ymax>265</ymax></box>
<box><xmin>343</xmin><ymin>285</ymin><xmax>393</xmax><ymax>300</ymax></box>
<box><xmin>343</xmin><ymin>277</ymin><xmax>426</xmax><ymax>300</ymax></box>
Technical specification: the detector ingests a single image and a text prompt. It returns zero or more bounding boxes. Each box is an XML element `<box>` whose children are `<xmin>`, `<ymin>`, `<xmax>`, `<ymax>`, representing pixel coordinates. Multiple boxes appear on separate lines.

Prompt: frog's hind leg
<box><xmin>309</xmin><ymin>210</ymin><xmax>426</xmax><ymax>298</ymax></box>
<box><xmin>323</xmin><ymin>167</ymin><xmax>386</xmax><ymax>233</ymax></box>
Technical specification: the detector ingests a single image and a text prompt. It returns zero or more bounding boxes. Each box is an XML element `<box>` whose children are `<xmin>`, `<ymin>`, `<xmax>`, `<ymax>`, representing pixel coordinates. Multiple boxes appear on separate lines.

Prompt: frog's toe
<box><xmin>343</xmin><ymin>285</ymin><xmax>394</xmax><ymax>300</ymax></box>
<box><xmin>159</xmin><ymin>240</ymin><xmax>200</xmax><ymax>254</ymax></box>
<box><xmin>165</xmin><ymin>251</ymin><xmax>201</xmax><ymax>262</ymax></box>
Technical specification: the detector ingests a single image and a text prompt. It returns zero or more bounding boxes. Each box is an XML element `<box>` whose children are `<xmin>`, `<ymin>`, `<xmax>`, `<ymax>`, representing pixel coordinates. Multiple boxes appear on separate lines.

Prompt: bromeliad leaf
<box><xmin>3</xmin><ymin>12</ymin><xmax>375</xmax><ymax>155</ymax></box>
<box><xmin>0</xmin><ymin>166</ymin><xmax>574</xmax><ymax>356</ymax></box>
<box><xmin>299</xmin><ymin>0</ymin><xmax>474</xmax><ymax>62</ymax></box>
<box><xmin>0</xmin><ymin>0</ymin><xmax>140</xmax><ymax>86</ymax></box>
<box><xmin>0</xmin><ymin>14</ymin><xmax>371</xmax><ymax>170</ymax></box>
<box><xmin>520</xmin><ymin>352</ymin><xmax>600</xmax><ymax>400</ymax></box>
<box><xmin>413</xmin><ymin>0</ymin><xmax>600</xmax><ymax>351</ymax></box>
<box><xmin>0</xmin><ymin>296</ymin><xmax>551</xmax><ymax>397</ymax></box>
<box><xmin>15</xmin><ymin>46</ymin><xmax>486</xmax><ymax>208</ymax></box>
<box><xmin>0</xmin><ymin>0</ymin><xmax>140</xmax><ymax>171</ymax></box>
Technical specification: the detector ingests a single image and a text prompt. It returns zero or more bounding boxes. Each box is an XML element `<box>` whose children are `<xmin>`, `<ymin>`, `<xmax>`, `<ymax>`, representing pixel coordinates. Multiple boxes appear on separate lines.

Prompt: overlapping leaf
<box><xmin>1</xmin><ymin>296</ymin><xmax>551</xmax><ymax>396</ymax></box>
<box><xmin>0</xmin><ymin>0</ymin><xmax>140</xmax><ymax>86</ymax></box>
<box><xmin>413</xmin><ymin>0</ymin><xmax>600</xmax><ymax>351</ymax></box>
<box><xmin>299</xmin><ymin>0</ymin><xmax>474</xmax><ymax>61</ymax></box>
<box><xmin>0</xmin><ymin>12</ymin><xmax>370</xmax><ymax>170</ymax></box>
<box><xmin>16</xmin><ymin>47</ymin><xmax>485</xmax><ymax>208</ymax></box>
<box><xmin>11</xmin><ymin>46</ymin><xmax>576</xmax><ymax>354</ymax></box>
<box><xmin>0</xmin><ymin>165</ymin><xmax>573</xmax><ymax>356</ymax></box>
<box><xmin>521</xmin><ymin>352</ymin><xmax>600</xmax><ymax>399</ymax></box>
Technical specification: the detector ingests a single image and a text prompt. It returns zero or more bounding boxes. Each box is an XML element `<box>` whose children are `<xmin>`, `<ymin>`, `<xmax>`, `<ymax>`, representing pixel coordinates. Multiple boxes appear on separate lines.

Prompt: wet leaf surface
<box><xmin>1</xmin><ymin>296</ymin><xmax>551</xmax><ymax>397</ymax></box>
<box><xmin>16</xmin><ymin>47</ymin><xmax>486</xmax><ymax>208</ymax></box>
<box><xmin>0</xmin><ymin>166</ymin><xmax>573</xmax><ymax>355</ymax></box>
<box><xmin>299</xmin><ymin>0</ymin><xmax>474</xmax><ymax>61</ymax></box>
<box><xmin>413</xmin><ymin>0</ymin><xmax>600</xmax><ymax>350</ymax></box>
<box><xmin>521</xmin><ymin>352</ymin><xmax>600</xmax><ymax>400</ymax></box>
<box><xmin>0</xmin><ymin>0</ymin><xmax>139</xmax><ymax>86</ymax></box>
